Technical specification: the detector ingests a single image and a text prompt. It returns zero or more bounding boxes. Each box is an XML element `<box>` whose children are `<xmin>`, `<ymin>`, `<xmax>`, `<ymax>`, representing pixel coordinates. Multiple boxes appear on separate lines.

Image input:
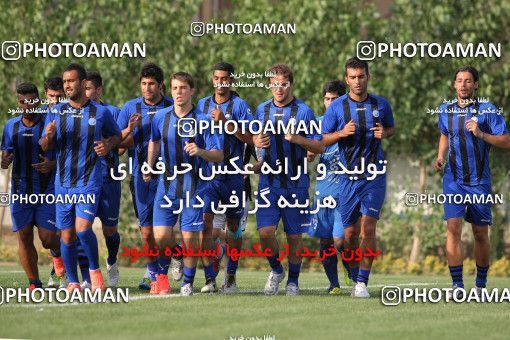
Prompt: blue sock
<box><xmin>321</xmin><ymin>243</ymin><xmax>339</xmax><ymax>288</ymax></box>
<box><xmin>226</xmin><ymin>257</ymin><xmax>239</xmax><ymax>276</ymax></box>
<box><xmin>172</xmin><ymin>244</ymin><xmax>183</xmax><ymax>260</ymax></box>
<box><xmin>203</xmin><ymin>263</ymin><xmax>215</xmax><ymax>280</ymax></box>
<box><xmin>357</xmin><ymin>268</ymin><xmax>371</xmax><ymax>284</ymax></box>
<box><xmin>60</xmin><ymin>239</ymin><xmax>79</xmax><ymax>283</ymax></box>
<box><xmin>104</xmin><ymin>232</ymin><xmax>120</xmax><ymax>266</ymax></box>
<box><xmin>449</xmin><ymin>265</ymin><xmax>464</xmax><ymax>288</ymax></box>
<box><xmin>287</xmin><ymin>262</ymin><xmax>302</xmax><ymax>286</ymax></box>
<box><xmin>50</xmin><ymin>249</ymin><xmax>61</xmax><ymax>257</ymax></box>
<box><xmin>29</xmin><ymin>278</ymin><xmax>42</xmax><ymax>288</ymax></box>
<box><xmin>183</xmin><ymin>266</ymin><xmax>196</xmax><ymax>285</ymax></box>
<box><xmin>476</xmin><ymin>264</ymin><xmax>489</xmax><ymax>288</ymax></box>
<box><xmin>158</xmin><ymin>256</ymin><xmax>171</xmax><ymax>275</ymax></box>
<box><xmin>349</xmin><ymin>266</ymin><xmax>359</xmax><ymax>282</ymax></box>
<box><xmin>147</xmin><ymin>260</ymin><xmax>158</xmax><ymax>282</ymax></box>
<box><xmin>267</xmin><ymin>255</ymin><xmax>284</xmax><ymax>274</ymax></box>
<box><xmin>77</xmin><ymin>241</ymin><xmax>90</xmax><ymax>282</ymax></box>
<box><xmin>76</xmin><ymin>228</ymin><xmax>99</xmax><ymax>270</ymax></box>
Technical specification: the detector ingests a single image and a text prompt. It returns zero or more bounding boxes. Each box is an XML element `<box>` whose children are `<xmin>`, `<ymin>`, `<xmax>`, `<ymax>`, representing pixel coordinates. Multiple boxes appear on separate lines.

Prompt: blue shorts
<box><xmin>202</xmin><ymin>178</ymin><xmax>245</xmax><ymax>220</ymax></box>
<box><xmin>153</xmin><ymin>186</ymin><xmax>204</xmax><ymax>232</ymax></box>
<box><xmin>308</xmin><ymin>196</ymin><xmax>344</xmax><ymax>239</ymax></box>
<box><xmin>337</xmin><ymin>175</ymin><xmax>386</xmax><ymax>228</ymax></box>
<box><xmin>133</xmin><ymin>175</ymin><xmax>158</xmax><ymax>227</ymax></box>
<box><xmin>10</xmin><ymin>194</ymin><xmax>57</xmax><ymax>232</ymax></box>
<box><xmin>256</xmin><ymin>186</ymin><xmax>311</xmax><ymax>235</ymax></box>
<box><xmin>97</xmin><ymin>180</ymin><xmax>121</xmax><ymax>227</ymax></box>
<box><xmin>55</xmin><ymin>184</ymin><xmax>101</xmax><ymax>230</ymax></box>
<box><xmin>443</xmin><ymin>176</ymin><xmax>492</xmax><ymax>225</ymax></box>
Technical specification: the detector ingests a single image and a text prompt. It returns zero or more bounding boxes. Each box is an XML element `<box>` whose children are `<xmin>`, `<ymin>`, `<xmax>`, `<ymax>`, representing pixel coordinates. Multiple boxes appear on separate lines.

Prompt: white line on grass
<box><xmin>3</xmin><ymin>281</ymin><xmax>440</xmax><ymax>309</ymax></box>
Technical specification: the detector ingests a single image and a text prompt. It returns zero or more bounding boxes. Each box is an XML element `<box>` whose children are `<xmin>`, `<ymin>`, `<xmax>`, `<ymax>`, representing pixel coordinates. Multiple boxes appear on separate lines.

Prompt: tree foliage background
<box><xmin>0</xmin><ymin>0</ymin><xmax>509</xmax><ymax>263</ymax></box>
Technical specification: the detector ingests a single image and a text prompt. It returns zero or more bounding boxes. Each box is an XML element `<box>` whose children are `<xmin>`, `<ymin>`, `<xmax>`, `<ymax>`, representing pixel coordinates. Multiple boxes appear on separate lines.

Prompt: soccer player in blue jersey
<box><xmin>85</xmin><ymin>71</ymin><xmax>122</xmax><ymax>287</ymax></box>
<box><xmin>40</xmin><ymin>63</ymin><xmax>121</xmax><ymax>292</ymax></box>
<box><xmin>434</xmin><ymin>66</ymin><xmax>510</xmax><ymax>296</ymax></box>
<box><xmin>322</xmin><ymin>57</ymin><xmax>395</xmax><ymax>298</ymax></box>
<box><xmin>1</xmin><ymin>83</ymin><xmax>64</xmax><ymax>290</ymax></box>
<box><xmin>40</xmin><ymin>76</ymin><xmax>72</xmax><ymax>288</ymax></box>
<box><xmin>254</xmin><ymin>64</ymin><xmax>324</xmax><ymax>296</ymax></box>
<box><xmin>146</xmin><ymin>72</ymin><xmax>223</xmax><ymax>296</ymax></box>
<box><xmin>117</xmin><ymin>63</ymin><xmax>183</xmax><ymax>292</ymax></box>
<box><xmin>308</xmin><ymin>80</ymin><xmax>352</xmax><ymax>295</ymax></box>
<box><xmin>197</xmin><ymin>62</ymin><xmax>260</xmax><ymax>293</ymax></box>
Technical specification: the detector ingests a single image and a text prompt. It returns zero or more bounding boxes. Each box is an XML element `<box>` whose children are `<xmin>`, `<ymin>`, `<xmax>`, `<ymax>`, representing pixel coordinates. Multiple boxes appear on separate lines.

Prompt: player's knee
<box><xmin>258</xmin><ymin>227</ymin><xmax>275</xmax><ymax>239</ymax></box>
<box><xmin>333</xmin><ymin>238</ymin><xmax>343</xmax><ymax>250</ymax></box>
<box><xmin>203</xmin><ymin>213</ymin><xmax>214</xmax><ymax>227</ymax></box>
<box><xmin>472</xmin><ymin>227</ymin><xmax>489</xmax><ymax>243</ymax></box>
<box><xmin>102</xmin><ymin>225</ymin><xmax>117</xmax><ymax>237</ymax></box>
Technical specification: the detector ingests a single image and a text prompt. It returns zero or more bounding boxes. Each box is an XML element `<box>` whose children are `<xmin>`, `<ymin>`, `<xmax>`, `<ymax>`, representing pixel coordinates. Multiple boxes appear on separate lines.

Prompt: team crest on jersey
<box><xmin>372</xmin><ymin>110</ymin><xmax>379</xmax><ymax>118</ymax></box>
<box><xmin>88</xmin><ymin>117</ymin><xmax>96</xmax><ymax>126</ymax></box>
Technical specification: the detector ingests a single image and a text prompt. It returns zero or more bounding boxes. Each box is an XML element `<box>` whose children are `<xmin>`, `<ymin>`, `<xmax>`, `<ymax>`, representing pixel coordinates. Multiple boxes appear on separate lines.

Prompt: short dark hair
<box><xmin>44</xmin><ymin>77</ymin><xmax>63</xmax><ymax>92</ymax></box>
<box><xmin>16</xmin><ymin>82</ymin><xmax>39</xmax><ymax>97</ymax></box>
<box><xmin>345</xmin><ymin>57</ymin><xmax>369</xmax><ymax>76</ymax></box>
<box><xmin>64</xmin><ymin>63</ymin><xmax>87</xmax><ymax>81</ymax></box>
<box><xmin>268</xmin><ymin>63</ymin><xmax>294</xmax><ymax>84</ymax></box>
<box><xmin>140</xmin><ymin>63</ymin><xmax>164</xmax><ymax>83</ymax></box>
<box><xmin>171</xmin><ymin>72</ymin><xmax>195</xmax><ymax>89</ymax></box>
<box><xmin>454</xmin><ymin>65</ymin><xmax>479</xmax><ymax>82</ymax></box>
<box><xmin>322</xmin><ymin>80</ymin><xmax>346</xmax><ymax>97</ymax></box>
<box><xmin>86</xmin><ymin>71</ymin><xmax>103</xmax><ymax>88</ymax></box>
<box><xmin>213</xmin><ymin>62</ymin><xmax>235</xmax><ymax>76</ymax></box>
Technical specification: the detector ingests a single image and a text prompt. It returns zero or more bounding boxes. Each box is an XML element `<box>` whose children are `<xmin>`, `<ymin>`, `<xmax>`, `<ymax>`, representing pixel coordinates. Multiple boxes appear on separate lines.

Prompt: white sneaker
<box><xmin>171</xmin><ymin>258</ymin><xmax>184</xmax><ymax>281</ymax></box>
<box><xmin>200</xmin><ymin>278</ymin><xmax>218</xmax><ymax>293</ymax></box>
<box><xmin>81</xmin><ymin>281</ymin><xmax>91</xmax><ymax>291</ymax></box>
<box><xmin>264</xmin><ymin>271</ymin><xmax>285</xmax><ymax>295</ymax></box>
<box><xmin>353</xmin><ymin>282</ymin><xmax>370</xmax><ymax>298</ymax></box>
<box><xmin>180</xmin><ymin>283</ymin><xmax>193</xmax><ymax>296</ymax></box>
<box><xmin>285</xmin><ymin>283</ymin><xmax>299</xmax><ymax>296</ymax></box>
<box><xmin>107</xmin><ymin>262</ymin><xmax>120</xmax><ymax>287</ymax></box>
<box><xmin>221</xmin><ymin>274</ymin><xmax>238</xmax><ymax>294</ymax></box>
<box><xmin>350</xmin><ymin>281</ymin><xmax>357</xmax><ymax>297</ymax></box>
<box><xmin>447</xmin><ymin>284</ymin><xmax>465</xmax><ymax>301</ymax></box>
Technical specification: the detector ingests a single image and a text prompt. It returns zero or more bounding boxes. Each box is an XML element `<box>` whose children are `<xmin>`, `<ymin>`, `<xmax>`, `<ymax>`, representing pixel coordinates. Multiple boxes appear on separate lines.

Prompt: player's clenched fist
<box><xmin>45</xmin><ymin>120</ymin><xmax>57</xmax><ymax>139</ymax></box>
<box><xmin>184</xmin><ymin>141</ymin><xmax>202</xmax><ymax>157</ymax></box>
<box><xmin>341</xmin><ymin>119</ymin><xmax>356</xmax><ymax>137</ymax></box>
<box><xmin>433</xmin><ymin>158</ymin><xmax>445</xmax><ymax>172</ymax></box>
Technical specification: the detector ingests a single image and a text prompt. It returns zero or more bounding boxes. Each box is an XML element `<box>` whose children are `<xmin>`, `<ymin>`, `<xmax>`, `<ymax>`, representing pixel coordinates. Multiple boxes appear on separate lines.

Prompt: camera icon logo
<box><xmin>381</xmin><ymin>286</ymin><xmax>401</xmax><ymax>306</ymax></box>
<box><xmin>177</xmin><ymin>118</ymin><xmax>197</xmax><ymax>138</ymax></box>
<box><xmin>357</xmin><ymin>41</ymin><xmax>377</xmax><ymax>61</ymax></box>
<box><xmin>0</xmin><ymin>193</ymin><xmax>10</xmax><ymax>206</ymax></box>
<box><xmin>190</xmin><ymin>22</ymin><xmax>205</xmax><ymax>37</ymax></box>
<box><xmin>2</xmin><ymin>41</ymin><xmax>21</xmax><ymax>60</ymax></box>
<box><xmin>404</xmin><ymin>193</ymin><xmax>419</xmax><ymax>206</ymax></box>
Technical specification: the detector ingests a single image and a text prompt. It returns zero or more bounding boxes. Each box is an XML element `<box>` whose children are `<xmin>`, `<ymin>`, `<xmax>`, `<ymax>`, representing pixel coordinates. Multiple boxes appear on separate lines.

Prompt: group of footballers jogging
<box><xmin>2</xmin><ymin>57</ymin><xmax>508</xmax><ymax>297</ymax></box>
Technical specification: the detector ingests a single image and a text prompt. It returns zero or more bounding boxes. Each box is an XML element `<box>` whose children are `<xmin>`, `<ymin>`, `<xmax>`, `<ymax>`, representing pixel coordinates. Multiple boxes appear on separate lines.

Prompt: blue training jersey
<box><xmin>117</xmin><ymin>96</ymin><xmax>173</xmax><ymax>176</ymax></box>
<box><xmin>1</xmin><ymin>113</ymin><xmax>55</xmax><ymax>194</ymax></box>
<box><xmin>197</xmin><ymin>93</ymin><xmax>253</xmax><ymax>182</ymax></box>
<box><xmin>314</xmin><ymin>116</ymin><xmax>342</xmax><ymax>197</ymax></box>
<box><xmin>255</xmin><ymin>97</ymin><xmax>321</xmax><ymax>189</ymax></box>
<box><xmin>438</xmin><ymin>100</ymin><xmax>508</xmax><ymax>185</ymax></box>
<box><xmin>43</xmin><ymin>100</ymin><xmax>121</xmax><ymax>189</ymax></box>
<box><xmin>151</xmin><ymin>105</ymin><xmax>222</xmax><ymax>198</ymax></box>
<box><xmin>99</xmin><ymin>102</ymin><xmax>121</xmax><ymax>181</ymax></box>
<box><xmin>322</xmin><ymin>93</ymin><xmax>394</xmax><ymax>179</ymax></box>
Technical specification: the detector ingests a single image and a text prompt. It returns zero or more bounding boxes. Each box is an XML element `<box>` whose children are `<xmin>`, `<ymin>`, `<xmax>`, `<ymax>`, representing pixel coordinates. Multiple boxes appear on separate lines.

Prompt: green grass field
<box><xmin>1</xmin><ymin>264</ymin><xmax>509</xmax><ymax>340</ymax></box>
